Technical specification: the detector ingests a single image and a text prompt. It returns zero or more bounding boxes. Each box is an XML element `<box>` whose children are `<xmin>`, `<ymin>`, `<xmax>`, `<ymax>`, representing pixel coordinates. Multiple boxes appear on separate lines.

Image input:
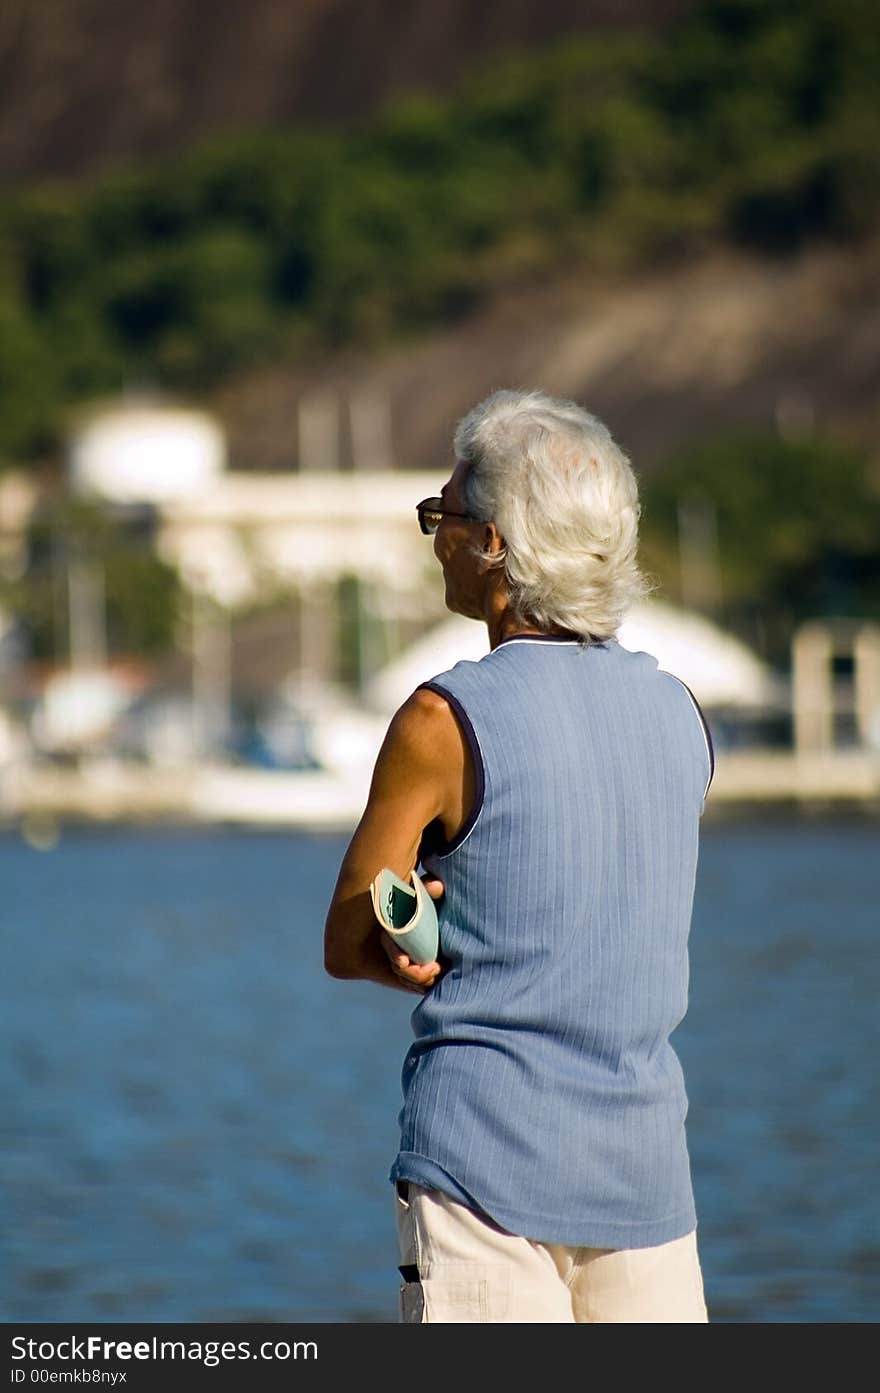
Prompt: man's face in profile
<box><xmin>433</xmin><ymin>459</ymin><xmax>485</xmax><ymax>621</ymax></box>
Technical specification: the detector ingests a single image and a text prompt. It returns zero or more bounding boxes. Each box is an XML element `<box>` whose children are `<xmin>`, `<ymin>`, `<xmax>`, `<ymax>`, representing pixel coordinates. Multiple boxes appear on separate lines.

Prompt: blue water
<box><xmin>1</xmin><ymin>818</ymin><xmax>877</xmax><ymax>1323</ymax></box>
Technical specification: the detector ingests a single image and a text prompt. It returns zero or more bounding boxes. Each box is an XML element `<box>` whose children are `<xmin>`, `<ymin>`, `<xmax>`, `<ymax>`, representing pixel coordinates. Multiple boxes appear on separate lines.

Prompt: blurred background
<box><xmin>0</xmin><ymin>0</ymin><xmax>877</xmax><ymax>1323</ymax></box>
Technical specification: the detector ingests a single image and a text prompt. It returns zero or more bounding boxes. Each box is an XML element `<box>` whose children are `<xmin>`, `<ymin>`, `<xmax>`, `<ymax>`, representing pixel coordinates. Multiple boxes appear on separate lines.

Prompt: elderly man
<box><xmin>324</xmin><ymin>389</ymin><xmax>712</xmax><ymax>1323</ymax></box>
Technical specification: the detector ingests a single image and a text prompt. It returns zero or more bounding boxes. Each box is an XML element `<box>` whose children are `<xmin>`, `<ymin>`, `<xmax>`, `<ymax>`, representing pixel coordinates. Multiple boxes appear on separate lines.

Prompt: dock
<box><xmin>711</xmin><ymin>748</ymin><xmax>880</xmax><ymax>809</ymax></box>
<box><xmin>2</xmin><ymin>748</ymin><xmax>879</xmax><ymax>832</ymax></box>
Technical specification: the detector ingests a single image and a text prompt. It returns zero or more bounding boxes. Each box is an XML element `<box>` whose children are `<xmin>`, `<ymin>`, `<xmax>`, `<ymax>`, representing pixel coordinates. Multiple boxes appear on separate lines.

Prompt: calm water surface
<box><xmin>1</xmin><ymin>818</ymin><xmax>877</xmax><ymax>1323</ymax></box>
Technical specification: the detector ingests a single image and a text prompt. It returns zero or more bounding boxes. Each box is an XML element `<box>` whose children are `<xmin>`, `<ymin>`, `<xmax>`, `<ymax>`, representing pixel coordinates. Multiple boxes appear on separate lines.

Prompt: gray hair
<box><xmin>454</xmin><ymin>389</ymin><xmax>649</xmax><ymax>640</ymax></box>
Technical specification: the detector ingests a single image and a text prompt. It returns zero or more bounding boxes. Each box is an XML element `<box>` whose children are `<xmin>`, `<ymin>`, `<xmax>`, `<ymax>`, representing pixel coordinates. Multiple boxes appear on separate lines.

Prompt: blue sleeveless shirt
<box><xmin>389</xmin><ymin>633</ymin><xmax>713</xmax><ymax>1249</ymax></box>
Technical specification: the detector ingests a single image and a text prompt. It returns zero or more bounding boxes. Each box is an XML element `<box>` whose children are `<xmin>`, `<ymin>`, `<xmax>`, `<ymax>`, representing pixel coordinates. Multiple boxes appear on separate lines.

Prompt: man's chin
<box><xmin>445</xmin><ymin>593</ymin><xmax>481</xmax><ymax>623</ymax></box>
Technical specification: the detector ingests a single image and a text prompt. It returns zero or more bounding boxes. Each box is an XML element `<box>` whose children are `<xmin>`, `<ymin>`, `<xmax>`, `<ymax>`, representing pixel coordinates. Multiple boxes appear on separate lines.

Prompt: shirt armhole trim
<box><xmin>664</xmin><ymin>674</ymin><xmax>715</xmax><ymax>801</ymax></box>
<box><xmin>416</xmin><ymin>681</ymin><xmax>485</xmax><ymax>858</ymax></box>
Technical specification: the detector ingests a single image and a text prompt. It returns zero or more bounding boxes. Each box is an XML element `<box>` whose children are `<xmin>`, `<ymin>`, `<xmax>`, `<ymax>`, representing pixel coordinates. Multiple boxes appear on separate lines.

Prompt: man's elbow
<box><xmin>324</xmin><ymin>943</ymin><xmax>355</xmax><ymax>979</ymax></box>
<box><xmin>323</xmin><ymin>920</ymin><xmax>362</xmax><ymax>980</ymax></box>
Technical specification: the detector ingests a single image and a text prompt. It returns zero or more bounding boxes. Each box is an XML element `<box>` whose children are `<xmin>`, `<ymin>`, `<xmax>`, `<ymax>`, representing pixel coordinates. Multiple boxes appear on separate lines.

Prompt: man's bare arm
<box><xmin>323</xmin><ymin>687</ymin><xmax>463</xmax><ymax>992</ymax></box>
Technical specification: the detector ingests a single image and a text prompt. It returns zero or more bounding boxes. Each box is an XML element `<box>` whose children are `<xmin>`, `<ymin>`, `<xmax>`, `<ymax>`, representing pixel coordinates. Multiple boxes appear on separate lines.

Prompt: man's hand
<box><xmin>379</xmin><ymin>875</ymin><xmax>445</xmax><ymax>993</ymax></box>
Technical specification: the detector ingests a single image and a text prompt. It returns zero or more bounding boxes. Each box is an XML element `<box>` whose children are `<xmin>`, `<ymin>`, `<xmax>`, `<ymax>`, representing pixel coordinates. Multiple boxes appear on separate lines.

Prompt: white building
<box><xmin>365</xmin><ymin>602</ymin><xmax>781</xmax><ymax>719</ymax></box>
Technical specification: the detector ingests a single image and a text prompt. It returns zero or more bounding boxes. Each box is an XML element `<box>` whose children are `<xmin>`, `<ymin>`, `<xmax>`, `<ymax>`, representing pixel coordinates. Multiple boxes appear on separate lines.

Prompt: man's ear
<box><xmin>483</xmin><ymin>521</ymin><xmax>505</xmax><ymax>555</ymax></box>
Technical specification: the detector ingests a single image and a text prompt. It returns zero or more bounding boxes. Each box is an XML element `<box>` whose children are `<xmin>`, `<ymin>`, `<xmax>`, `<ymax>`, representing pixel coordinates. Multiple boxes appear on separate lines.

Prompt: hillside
<box><xmin>0</xmin><ymin>0</ymin><xmax>691</xmax><ymax>182</ymax></box>
<box><xmin>1</xmin><ymin>0</ymin><xmax>876</xmax><ymax>490</ymax></box>
<box><xmin>213</xmin><ymin>237</ymin><xmax>880</xmax><ymax>476</ymax></box>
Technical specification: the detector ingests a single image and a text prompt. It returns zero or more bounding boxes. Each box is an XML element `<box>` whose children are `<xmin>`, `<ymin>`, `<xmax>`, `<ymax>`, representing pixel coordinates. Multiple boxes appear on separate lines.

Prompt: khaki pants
<box><xmin>395</xmin><ymin>1182</ymin><xmax>708</xmax><ymax>1323</ymax></box>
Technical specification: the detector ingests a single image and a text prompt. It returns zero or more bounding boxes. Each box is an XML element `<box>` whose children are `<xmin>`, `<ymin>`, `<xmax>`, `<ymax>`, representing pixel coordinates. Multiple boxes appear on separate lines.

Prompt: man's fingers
<box><xmin>392</xmin><ymin>960</ymin><xmax>440</xmax><ymax>994</ymax></box>
<box><xmin>380</xmin><ymin>930</ymin><xmax>439</xmax><ymax>976</ymax></box>
<box><xmin>380</xmin><ymin>930</ymin><xmax>409</xmax><ymax>966</ymax></box>
<box><xmin>420</xmin><ymin>875</ymin><xmax>445</xmax><ymax>900</ymax></box>
<box><xmin>396</xmin><ymin>960</ymin><xmax>439</xmax><ymax>982</ymax></box>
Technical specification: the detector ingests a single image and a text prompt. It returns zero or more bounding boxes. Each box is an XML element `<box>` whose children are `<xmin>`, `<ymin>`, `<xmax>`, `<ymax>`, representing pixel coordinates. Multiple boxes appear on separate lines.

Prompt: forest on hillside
<box><xmin>0</xmin><ymin>0</ymin><xmax>876</xmax><ymax>464</ymax></box>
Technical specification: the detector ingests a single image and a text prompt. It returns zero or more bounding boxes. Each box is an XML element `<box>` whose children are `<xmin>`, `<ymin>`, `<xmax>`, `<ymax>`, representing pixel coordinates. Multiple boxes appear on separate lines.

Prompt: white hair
<box><xmin>454</xmin><ymin>389</ymin><xmax>649</xmax><ymax>640</ymax></box>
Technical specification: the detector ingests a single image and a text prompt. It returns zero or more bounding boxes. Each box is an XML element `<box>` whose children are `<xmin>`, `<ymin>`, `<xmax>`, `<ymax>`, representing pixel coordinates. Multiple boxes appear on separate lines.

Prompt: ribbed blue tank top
<box><xmin>389</xmin><ymin>633</ymin><xmax>713</xmax><ymax>1249</ymax></box>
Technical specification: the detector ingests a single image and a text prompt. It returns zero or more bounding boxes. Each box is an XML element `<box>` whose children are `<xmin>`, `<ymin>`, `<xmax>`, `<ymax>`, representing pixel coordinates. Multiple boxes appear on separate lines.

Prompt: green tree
<box><xmin>3</xmin><ymin>498</ymin><xmax>182</xmax><ymax>660</ymax></box>
<box><xmin>0</xmin><ymin>302</ymin><xmax>59</xmax><ymax>458</ymax></box>
<box><xmin>640</xmin><ymin>432</ymin><xmax>880</xmax><ymax>665</ymax></box>
<box><xmin>1</xmin><ymin>0</ymin><xmax>879</xmax><ymax>464</ymax></box>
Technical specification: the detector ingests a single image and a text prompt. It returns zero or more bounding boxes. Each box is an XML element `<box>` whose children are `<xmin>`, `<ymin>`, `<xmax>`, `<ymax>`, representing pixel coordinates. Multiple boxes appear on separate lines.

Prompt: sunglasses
<box><xmin>416</xmin><ymin>496</ymin><xmax>480</xmax><ymax>535</ymax></box>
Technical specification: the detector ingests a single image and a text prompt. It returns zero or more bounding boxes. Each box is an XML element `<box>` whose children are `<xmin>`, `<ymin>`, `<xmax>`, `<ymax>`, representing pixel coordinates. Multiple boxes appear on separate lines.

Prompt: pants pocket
<box><xmin>420</xmin><ymin>1275</ymin><xmax>490</xmax><ymax>1323</ymax></box>
<box><xmin>399</xmin><ymin>1277</ymin><xmax>426</xmax><ymax>1323</ymax></box>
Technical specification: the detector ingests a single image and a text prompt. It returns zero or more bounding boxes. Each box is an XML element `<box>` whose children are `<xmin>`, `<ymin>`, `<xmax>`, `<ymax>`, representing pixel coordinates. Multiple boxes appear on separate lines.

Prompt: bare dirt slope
<box><xmin>0</xmin><ymin>0</ymin><xmax>692</xmax><ymax>182</ymax></box>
